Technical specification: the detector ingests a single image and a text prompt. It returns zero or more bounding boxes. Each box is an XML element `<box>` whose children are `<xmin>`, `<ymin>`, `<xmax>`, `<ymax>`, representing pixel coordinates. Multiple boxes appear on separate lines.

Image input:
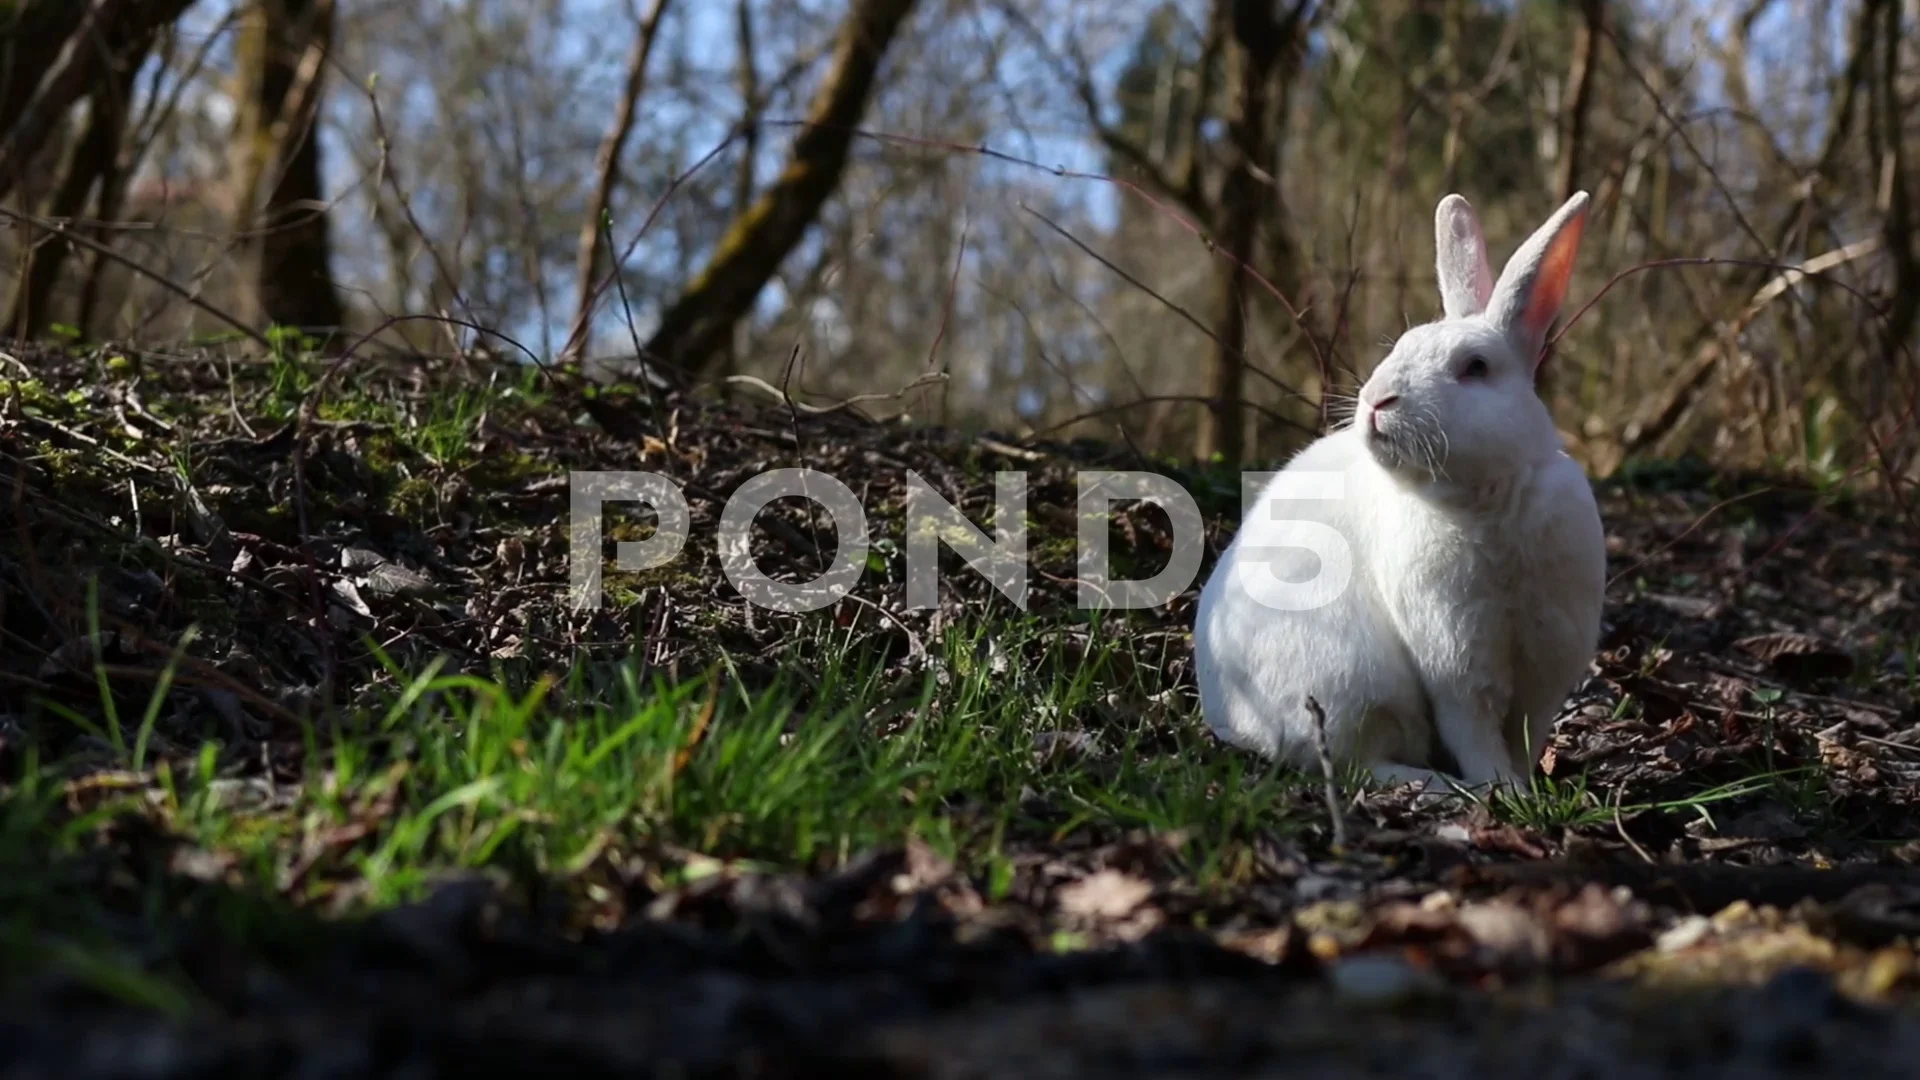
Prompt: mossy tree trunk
<box><xmin>639</xmin><ymin>0</ymin><xmax>917</xmax><ymax>375</ymax></box>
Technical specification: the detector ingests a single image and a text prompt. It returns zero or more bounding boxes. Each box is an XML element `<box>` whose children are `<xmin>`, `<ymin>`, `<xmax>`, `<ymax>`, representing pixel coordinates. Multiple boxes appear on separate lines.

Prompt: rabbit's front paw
<box><xmin>1367</xmin><ymin>762</ymin><xmax>1446</xmax><ymax>790</ymax></box>
<box><xmin>1480</xmin><ymin>770</ymin><xmax>1529</xmax><ymax>795</ymax></box>
<box><xmin>1366</xmin><ymin>763</ymin><xmax>1481</xmax><ymax>805</ymax></box>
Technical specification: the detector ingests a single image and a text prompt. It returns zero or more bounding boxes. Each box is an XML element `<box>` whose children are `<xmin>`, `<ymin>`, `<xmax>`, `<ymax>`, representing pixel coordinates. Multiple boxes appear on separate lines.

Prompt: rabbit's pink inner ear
<box><xmin>1518</xmin><ymin>210</ymin><xmax>1587</xmax><ymax>368</ymax></box>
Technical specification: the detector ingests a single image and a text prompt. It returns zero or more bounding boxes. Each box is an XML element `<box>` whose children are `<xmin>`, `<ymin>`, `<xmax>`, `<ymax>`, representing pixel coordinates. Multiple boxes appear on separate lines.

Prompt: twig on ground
<box><xmin>1306</xmin><ymin>695</ymin><xmax>1348</xmax><ymax>850</ymax></box>
<box><xmin>975</xmin><ymin>436</ymin><xmax>1044</xmax><ymax>462</ymax></box>
<box><xmin>1612</xmin><ymin>786</ymin><xmax>1655</xmax><ymax>864</ymax></box>
<box><xmin>839</xmin><ymin>592</ymin><xmax>927</xmax><ymax>660</ymax></box>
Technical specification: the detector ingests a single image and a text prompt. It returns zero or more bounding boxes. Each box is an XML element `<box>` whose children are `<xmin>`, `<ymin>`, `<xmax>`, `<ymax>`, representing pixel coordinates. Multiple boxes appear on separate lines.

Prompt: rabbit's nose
<box><xmin>1366</xmin><ymin>394</ymin><xmax>1399</xmax><ymax>432</ymax></box>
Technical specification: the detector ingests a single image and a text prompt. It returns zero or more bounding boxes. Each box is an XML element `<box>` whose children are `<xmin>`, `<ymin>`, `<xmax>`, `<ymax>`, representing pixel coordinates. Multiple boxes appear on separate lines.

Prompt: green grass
<box><xmin>6</xmin><ymin>608</ymin><xmax>1835</xmax><ymax>927</ymax></box>
<box><xmin>1483</xmin><ymin>764</ymin><xmax>1807</xmax><ymax>832</ymax></box>
<box><xmin>0</xmin><ymin>615</ymin><xmax>1320</xmax><ymax>1000</ymax></box>
<box><xmin>0</xmin><ymin>595</ymin><xmax>1856</xmax><ymax>1011</ymax></box>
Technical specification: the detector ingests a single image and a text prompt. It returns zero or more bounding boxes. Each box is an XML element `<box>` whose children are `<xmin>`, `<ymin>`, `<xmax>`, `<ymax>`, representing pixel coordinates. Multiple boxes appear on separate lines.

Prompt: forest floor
<box><xmin>2</xmin><ymin>338</ymin><xmax>1919</xmax><ymax>1078</ymax></box>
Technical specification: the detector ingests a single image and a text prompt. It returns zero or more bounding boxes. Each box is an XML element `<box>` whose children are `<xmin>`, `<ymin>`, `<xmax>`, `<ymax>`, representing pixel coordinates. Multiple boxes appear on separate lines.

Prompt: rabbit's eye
<box><xmin>1459</xmin><ymin>355</ymin><xmax>1489</xmax><ymax>380</ymax></box>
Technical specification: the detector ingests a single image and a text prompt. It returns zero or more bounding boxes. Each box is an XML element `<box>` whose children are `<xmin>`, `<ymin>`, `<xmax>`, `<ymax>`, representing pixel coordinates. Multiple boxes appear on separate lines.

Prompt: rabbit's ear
<box><xmin>1487</xmin><ymin>191</ymin><xmax>1590</xmax><ymax>368</ymax></box>
<box><xmin>1435</xmin><ymin>194</ymin><xmax>1494</xmax><ymax>319</ymax></box>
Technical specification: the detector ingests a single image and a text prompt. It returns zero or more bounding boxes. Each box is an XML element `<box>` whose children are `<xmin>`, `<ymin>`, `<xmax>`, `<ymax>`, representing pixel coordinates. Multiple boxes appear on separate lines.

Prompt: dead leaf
<box><xmin>1644</xmin><ymin>593</ymin><xmax>1721</xmax><ymax>619</ymax></box>
<box><xmin>173</xmin><ymin>476</ymin><xmax>228</xmax><ymax>547</ymax></box>
<box><xmin>1549</xmin><ymin>884</ymin><xmax>1651</xmax><ymax>967</ymax></box>
<box><xmin>1469</xmin><ymin>822</ymin><xmax>1550</xmax><ymax>860</ymax></box>
<box><xmin>361</xmin><ymin>560</ymin><xmax>440</xmax><ymax>599</ymax></box>
<box><xmin>327</xmin><ymin>577</ymin><xmax>374</xmax><ymax>619</ymax></box>
<box><xmin>892</xmin><ymin>835</ymin><xmax>958</xmax><ymax>895</ymax></box>
<box><xmin>1218</xmin><ymin>925</ymin><xmax>1293</xmax><ymax>964</ymax></box>
<box><xmin>1369</xmin><ymin>900</ymin><xmax>1458</xmax><ymax>939</ymax></box>
<box><xmin>1735</xmin><ymin>632</ymin><xmax>1855</xmax><ymax>682</ymax></box>
<box><xmin>340</xmin><ymin>546</ymin><xmax>386</xmax><ymax>572</ymax></box>
<box><xmin>170</xmin><ymin>846</ymin><xmax>236</xmax><ymax>883</ymax></box>
<box><xmin>38</xmin><ymin>631</ymin><xmax>120</xmax><ymax>677</ymax></box>
<box><xmin>1056</xmin><ymin>869</ymin><xmax>1153</xmax><ymax>920</ymax></box>
<box><xmin>1455</xmin><ymin>899</ymin><xmax>1550</xmax><ymax>965</ymax></box>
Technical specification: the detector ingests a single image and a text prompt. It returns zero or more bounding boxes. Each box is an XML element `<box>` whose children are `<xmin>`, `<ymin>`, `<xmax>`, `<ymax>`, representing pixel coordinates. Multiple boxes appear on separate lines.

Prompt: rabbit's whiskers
<box><xmin>1376</xmin><ymin>404</ymin><xmax>1450</xmax><ymax>483</ymax></box>
<box><xmin>1420</xmin><ymin>404</ymin><xmax>1450</xmax><ymax>478</ymax></box>
<box><xmin>1323</xmin><ymin>393</ymin><xmax>1361</xmax><ymax>433</ymax></box>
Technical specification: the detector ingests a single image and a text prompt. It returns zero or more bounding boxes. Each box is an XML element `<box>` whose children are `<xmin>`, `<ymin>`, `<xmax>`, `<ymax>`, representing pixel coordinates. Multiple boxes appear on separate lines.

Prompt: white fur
<box><xmin>1193</xmin><ymin>192</ymin><xmax>1606</xmax><ymax>789</ymax></box>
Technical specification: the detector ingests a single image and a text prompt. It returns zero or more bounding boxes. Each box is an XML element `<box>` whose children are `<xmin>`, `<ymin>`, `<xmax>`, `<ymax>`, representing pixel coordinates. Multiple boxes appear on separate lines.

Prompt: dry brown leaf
<box><xmin>1056</xmin><ymin>869</ymin><xmax>1153</xmax><ymax>920</ymax></box>
<box><xmin>1455</xmin><ymin>899</ymin><xmax>1551</xmax><ymax>964</ymax></box>
<box><xmin>1469</xmin><ymin>822</ymin><xmax>1550</xmax><ymax>860</ymax></box>
<box><xmin>1734</xmin><ymin>632</ymin><xmax>1855</xmax><ymax>681</ymax></box>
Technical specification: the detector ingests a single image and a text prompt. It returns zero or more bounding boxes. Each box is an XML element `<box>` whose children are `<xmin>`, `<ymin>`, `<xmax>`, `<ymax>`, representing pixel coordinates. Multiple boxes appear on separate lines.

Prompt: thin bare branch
<box><xmin>566</xmin><ymin>0</ymin><xmax>676</xmax><ymax>356</ymax></box>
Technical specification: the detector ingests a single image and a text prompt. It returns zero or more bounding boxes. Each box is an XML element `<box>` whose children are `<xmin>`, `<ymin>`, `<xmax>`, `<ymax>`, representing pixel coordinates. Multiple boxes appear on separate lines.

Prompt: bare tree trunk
<box><xmin>717</xmin><ymin>0</ymin><xmax>762</xmax><ymax>387</ymax></box>
<box><xmin>78</xmin><ymin>11</ymin><xmax>231</xmax><ymax>336</ymax></box>
<box><xmin>1621</xmin><ymin>0</ymin><xmax>1884</xmax><ymax>458</ymax></box>
<box><xmin>75</xmin><ymin>97</ymin><xmax>144</xmax><ymax>337</ymax></box>
<box><xmin>1869</xmin><ymin>0</ymin><xmax>1917</xmax><ymax>373</ymax></box>
<box><xmin>566</xmin><ymin>0</ymin><xmax>675</xmax><ymax>354</ymax></box>
<box><xmin>0</xmin><ymin>0</ymin><xmax>91</xmax><ymax>133</ymax></box>
<box><xmin>0</xmin><ymin>0</ymin><xmax>193</xmax><ymax>203</ymax></box>
<box><xmin>640</xmin><ymin>0</ymin><xmax>918</xmax><ymax>375</ymax></box>
<box><xmin>732</xmin><ymin>0</ymin><xmax>761</xmax><ymax>226</ymax></box>
<box><xmin>3</xmin><ymin>47</ymin><xmax>143</xmax><ymax>338</ymax></box>
<box><xmin>1539</xmin><ymin>0</ymin><xmax>1604</xmax><ymax>406</ymax></box>
<box><xmin>0</xmin><ymin>0</ymin><xmax>112</xmax><ymax>201</ymax></box>
<box><xmin>1554</xmin><ymin>0</ymin><xmax>1604</xmax><ymax>204</ymax></box>
<box><xmin>231</xmin><ymin>0</ymin><xmax>344</xmax><ymax>334</ymax></box>
<box><xmin>1439</xmin><ymin>0</ymin><xmax>1467</xmax><ymax>190</ymax></box>
<box><xmin>1043</xmin><ymin>0</ymin><xmax>1313</xmax><ymax>462</ymax></box>
<box><xmin>1197</xmin><ymin>0</ymin><xmax>1304</xmax><ymax>464</ymax></box>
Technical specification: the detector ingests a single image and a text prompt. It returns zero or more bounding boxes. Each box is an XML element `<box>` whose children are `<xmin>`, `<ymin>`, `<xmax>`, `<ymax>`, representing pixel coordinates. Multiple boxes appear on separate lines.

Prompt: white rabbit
<box><xmin>1192</xmin><ymin>191</ymin><xmax>1606</xmax><ymax>790</ymax></box>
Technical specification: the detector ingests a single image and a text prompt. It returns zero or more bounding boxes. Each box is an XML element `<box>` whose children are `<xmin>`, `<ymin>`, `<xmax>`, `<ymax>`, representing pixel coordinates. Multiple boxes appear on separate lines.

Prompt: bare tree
<box><xmin>1554</xmin><ymin>0</ymin><xmax>1605</xmax><ymax>205</ymax></box>
<box><xmin>1041</xmin><ymin>0</ymin><xmax>1317</xmax><ymax>462</ymax></box>
<box><xmin>3</xmin><ymin>9</ymin><xmax>164</xmax><ymax>337</ymax></box>
<box><xmin>567</xmin><ymin>0</ymin><xmax>676</xmax><ymax>352</ymax></box>
<box><xmin>635</xmin><ymin>0</ymin><xmax>919</xmax><ymax>375</ymax></box>
<box><xmin>229</xmin><ymin>0</ymin><xmax>345</xmax><ymax>334</ymax></box>
<box><xmin>1197</xmin><ymin>0</ymin><xmax>1315</xmax><ymax>463</ymax></box>
<box><xmin>0</xmin><ymin>0</ymin><xmax>195</xmax><ymax>202</ymax></box>
<box><xmin>1868</xmin><ymin>0</ymin><xmax>1916</xmax><ymax>366</ymax></box>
